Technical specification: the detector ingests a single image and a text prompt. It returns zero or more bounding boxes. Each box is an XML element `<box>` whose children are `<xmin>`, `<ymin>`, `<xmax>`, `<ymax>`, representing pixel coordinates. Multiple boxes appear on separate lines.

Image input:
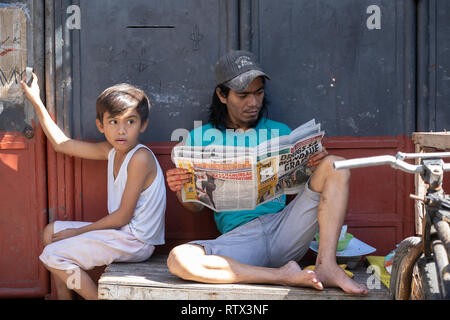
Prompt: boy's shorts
<box><xmin>190</xmin><ymin>182</ymin><xmax>320</xmax><ymax>268</ymax></box>
<box><xmin>40</xmin><ymin>221</ymin><xmax>154</xmax><ymax>271</ymax></box>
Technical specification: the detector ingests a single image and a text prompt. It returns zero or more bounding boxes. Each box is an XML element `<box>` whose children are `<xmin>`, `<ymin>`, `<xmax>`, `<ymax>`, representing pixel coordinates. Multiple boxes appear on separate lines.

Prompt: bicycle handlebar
<box><xmin>334</xmin><ymin>152</ymin><xmax>450</xmax><ymax>173</ymax></box>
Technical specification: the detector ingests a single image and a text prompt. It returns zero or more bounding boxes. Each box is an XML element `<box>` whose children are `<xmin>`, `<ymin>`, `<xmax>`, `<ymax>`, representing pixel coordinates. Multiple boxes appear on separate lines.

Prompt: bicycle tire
<box><xmin>416</xmin><ymin>256</ymin><xmax>441</xmax><ymax>299</ymax></box>
<box><xmin>390</xmin><ymin>236</ymin><xmax>422</xmax><ymax>299</ymax></box>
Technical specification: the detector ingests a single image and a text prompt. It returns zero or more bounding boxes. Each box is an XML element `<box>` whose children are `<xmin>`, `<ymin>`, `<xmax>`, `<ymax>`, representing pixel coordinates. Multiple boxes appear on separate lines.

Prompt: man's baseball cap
<box><xmin>214</xmin><ymin>50</ymin><xmax>270</xmax><ymax>92</ymax></box>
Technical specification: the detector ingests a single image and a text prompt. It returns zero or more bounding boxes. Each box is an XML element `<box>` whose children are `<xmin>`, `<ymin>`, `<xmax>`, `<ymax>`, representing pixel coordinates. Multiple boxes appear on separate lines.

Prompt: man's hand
<box><xmin>166</xmin><ymin>168</ymin><xmax>205</xmax><ymax>213</ymax></box>
<box><xmin>307</xmin><ymin>148</ymin><xmax>329</xmax><ymax>169</ymax></box>
<box><xmin>51</xmin><ymin>228</ymin><xmax>81</xmax><ymax>243</ymax></box>
<box><xmin>166</xmin><ymin>168</ymin><xmax>193</xmax><ymax>192</ymax></box>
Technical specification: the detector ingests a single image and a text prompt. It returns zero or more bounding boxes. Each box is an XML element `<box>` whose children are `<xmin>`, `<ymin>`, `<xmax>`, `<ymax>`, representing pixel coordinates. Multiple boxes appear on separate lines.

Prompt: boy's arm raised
<box><xmin>21</xmin><ymin>73</ymin><xmax>111</xmax><ymax>160</ymax></box>
<box><xmin>51</xmin><ymin>148</ymin><xmax>157</xmax><ymax>241</ymax></box>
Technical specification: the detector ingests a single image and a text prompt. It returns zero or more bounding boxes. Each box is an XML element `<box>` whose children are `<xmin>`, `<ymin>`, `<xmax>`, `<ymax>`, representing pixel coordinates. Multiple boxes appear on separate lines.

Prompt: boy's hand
<box><xmin>166</xmin><ymin>168</ymin><xmax>193</xmax><ymax>192</ymax></box>
<box><xmin>51</xmin><ymin>228</ymin><xmax>81</xmax><ymax>243</ymax></box>
<box><xmin>20</xmin><ymin>72</ymin><xmax>41</xmax><ymax>104</ymax></box>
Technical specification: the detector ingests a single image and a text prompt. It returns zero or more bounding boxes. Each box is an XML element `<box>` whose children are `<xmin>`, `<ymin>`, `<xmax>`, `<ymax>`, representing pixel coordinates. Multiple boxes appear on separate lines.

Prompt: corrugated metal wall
<box><xmin>69</xmin><ymin>0</ymin><xmax>234</xmax><ymax>142</ymax></box>
<box><xmin>417</xmin><ymin>0</ymin><xmax>450</xmax><ymax>132</ymax></box>
<box><xmin>60</xmin><ymin>0</ymin><xmax>446</xmax><ymax>142</ymax></box>
<box><xmin>252</xmin><ymin>0</ymin><xmax>416</xmax><ymax>137</ymax></box>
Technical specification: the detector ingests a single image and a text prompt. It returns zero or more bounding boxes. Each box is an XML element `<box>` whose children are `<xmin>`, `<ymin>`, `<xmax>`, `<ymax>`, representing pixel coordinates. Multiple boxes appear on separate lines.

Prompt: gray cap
<box><xmin>214</xmin><ymin>50</ymin><xmax>270</xmax><ymax>92</ymax></box>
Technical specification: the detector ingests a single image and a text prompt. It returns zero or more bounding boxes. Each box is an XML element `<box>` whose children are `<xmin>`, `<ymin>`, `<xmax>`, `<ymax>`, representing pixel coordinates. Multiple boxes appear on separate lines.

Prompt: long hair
<box><xmin>208</xmin><ymin>84</ymin><xmax>268</xmax><ymax>130</ymax></box>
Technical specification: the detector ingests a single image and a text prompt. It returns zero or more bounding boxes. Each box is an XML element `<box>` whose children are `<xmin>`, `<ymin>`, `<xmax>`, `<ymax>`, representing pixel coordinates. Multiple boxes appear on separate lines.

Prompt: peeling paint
<box><xmin>315</xmin><ymin>84</ymin><xmax>327</xmax><ymax>96</ymax></box>
<box><xmin>168</xmin><ymin>111</ymin><xmax>180</xmax><ymax>117</ymax></box>
<box><xmin>48</xmin><ymin>207</ymin><xmax>55</xmax><ymax>222</ymax></box>
<box><xmin>345</xmin><ymin>117</ymin><xmax>359</xmax><ymax>133</ymax></box>
<box><xmin>0</xmin><ymin>5</ymin><xmax>27</xmax><ymax>105</ymax></box>
<box><xmin>358</xmin><ymin>111</ymin><xmax>376</xmax><ymax>119</ymax></box>
<box><xmin>0</xmin><ymin>3</ymin><xmax>30</xmax><ymax>21</ymax></box>
<box><xmin>442</xmin><ymin>70</ymin><xmax>450</xmax><ymax>81</ymax></box>
<box><xmin>150</xmin><ymin>93</ymin><xmax>180</xmax><ymax>104</ymax></box>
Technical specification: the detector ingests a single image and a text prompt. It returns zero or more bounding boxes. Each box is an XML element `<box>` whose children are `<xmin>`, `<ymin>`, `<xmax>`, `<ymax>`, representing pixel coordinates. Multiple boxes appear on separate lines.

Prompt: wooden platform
<box><xmin>98</xmin><ymin>255</ymin><xmax>391</xmax><ymax>300</ymax></box>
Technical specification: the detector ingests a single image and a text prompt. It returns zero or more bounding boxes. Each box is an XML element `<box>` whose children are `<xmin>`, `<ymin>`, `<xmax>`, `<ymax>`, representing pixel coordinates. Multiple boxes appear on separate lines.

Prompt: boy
<box><xmin>21</xmin><ymin>74</ymin><xmax>166</xmax><ymax>300</ymax></box>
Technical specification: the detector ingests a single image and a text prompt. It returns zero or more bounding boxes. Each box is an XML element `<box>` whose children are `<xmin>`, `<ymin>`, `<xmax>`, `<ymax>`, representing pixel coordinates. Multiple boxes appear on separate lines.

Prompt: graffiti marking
<box><xmin>191</xmin><ymin>24</ymin><xmax>203</xmax><ymax>51</ymax></box>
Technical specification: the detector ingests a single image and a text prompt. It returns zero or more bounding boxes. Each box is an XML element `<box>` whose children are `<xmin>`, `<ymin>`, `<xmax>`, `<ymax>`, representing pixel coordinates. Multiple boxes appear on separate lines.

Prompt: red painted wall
<box><xmin>0</xmin><ymin>130</ymin><xmax>48</xmax><ymax>298</ymax></box>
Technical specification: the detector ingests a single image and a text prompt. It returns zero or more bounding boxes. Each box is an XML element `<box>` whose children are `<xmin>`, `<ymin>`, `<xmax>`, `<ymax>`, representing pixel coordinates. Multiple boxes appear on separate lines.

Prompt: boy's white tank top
<box><xmin>107</xmin><ymin>144</ymin><xmax>166</xmax><ymax>245</ymax></box>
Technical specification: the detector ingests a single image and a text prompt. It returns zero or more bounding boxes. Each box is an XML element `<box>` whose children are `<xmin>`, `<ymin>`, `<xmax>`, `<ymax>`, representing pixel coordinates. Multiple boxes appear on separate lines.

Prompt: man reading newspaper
<box><xmin>166</xmin><ymin>50</ymin><xmax>368</xmax><ymax>295</ymax></box>
<box><xmin>172</xmin><ymin>119</ymin><xmax>325</xmax><ymax>212</ymax></box>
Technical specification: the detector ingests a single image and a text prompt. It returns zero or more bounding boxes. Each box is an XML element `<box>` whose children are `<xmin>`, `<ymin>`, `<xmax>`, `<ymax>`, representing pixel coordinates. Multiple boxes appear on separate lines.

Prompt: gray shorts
<box><xmin>190</xmin><ymin>182</ymin><xmax>320</xmax><ymax>268</ymax></box>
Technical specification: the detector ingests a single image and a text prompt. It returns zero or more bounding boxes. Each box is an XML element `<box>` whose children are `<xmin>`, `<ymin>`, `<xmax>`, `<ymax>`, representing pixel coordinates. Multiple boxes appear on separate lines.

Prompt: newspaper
<box><xmin>172</xmin><ymin>119</ymin><xmax>324</xmax><ymax>211</ymax></box>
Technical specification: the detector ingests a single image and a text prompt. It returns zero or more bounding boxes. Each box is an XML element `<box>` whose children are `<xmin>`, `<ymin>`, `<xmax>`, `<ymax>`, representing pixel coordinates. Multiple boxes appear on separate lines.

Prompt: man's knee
<box><xmin>318</xmin><ymin>155</ymin><xmax>350</xmax><ymax>180</ymax></box>
<box><xmin>42</xmin><ymin>222</ymin><xmax>55</xmax><ymax>247</ymax></box>
<box><xmin>167</xmin><ymin>244</ymin><xmax>205</xmax><ymax>279</ymax></box>
<box><xmin>310</xmin><ymin>155</ymin><xmax>350</xmax><ymax>192</ymax></box>
<box><xmin>167</xmin><ymin>246</ymin><xmax>182</xmax><ymax>275</ymax></box>
<box><xmin>328</xmin><ymin>155</ymin><xmax>350</xmax><ymax>178</ymax></box>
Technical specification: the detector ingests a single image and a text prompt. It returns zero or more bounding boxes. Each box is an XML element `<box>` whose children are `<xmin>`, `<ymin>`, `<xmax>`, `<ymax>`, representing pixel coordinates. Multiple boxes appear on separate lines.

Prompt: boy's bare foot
<box><xmin>278</xmin><ymin>261</ymin><xmax>324</xmax><ymax>290</ymax></box>
<box><xmin>315</xmin><ymin>262</ymin><xmax>369</xmax><ymax>295</ymax></box>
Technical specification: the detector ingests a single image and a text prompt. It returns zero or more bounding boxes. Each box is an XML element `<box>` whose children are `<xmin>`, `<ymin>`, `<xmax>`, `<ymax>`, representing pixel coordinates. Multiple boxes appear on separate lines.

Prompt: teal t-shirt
<box><xmin>185</xmin><ymin>117</ymin><xmax>292</xmax><ymax>234</ymax></box>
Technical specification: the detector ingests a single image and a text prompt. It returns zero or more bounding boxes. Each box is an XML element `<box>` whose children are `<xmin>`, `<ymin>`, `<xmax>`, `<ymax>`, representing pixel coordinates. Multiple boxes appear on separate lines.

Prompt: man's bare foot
<box><xmin>315</xmin><ymin>262</ymin><xmax>369</xmax><ymax>295</ymax></box>
<box><xmin>278</xmin><ymin>261</ymin><xmax>323</xmax><ymax>290</ymax></box>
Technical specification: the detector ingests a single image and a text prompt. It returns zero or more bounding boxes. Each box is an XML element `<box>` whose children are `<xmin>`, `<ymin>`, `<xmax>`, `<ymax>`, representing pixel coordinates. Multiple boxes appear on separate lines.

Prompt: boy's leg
<box><xmin>167</xmin><ymin>243</ymin><xmax>323</xmax><ymax>289</ymax></box>
<box><xmin>44</xmin><ymin>266</ymin><xmax>98</xmax><ymax>300</ymax></box>
<box><xmin>42</xmin><ymin>223</ymin><xmax>75</xmax><ymax>300</ymax></box>
<box><xmin>51</xmin><ymin>274</ymin><xmax>76</xmax><ymax>300</ymax></box>
<box><xmin>308</xmin><ymin>155</ymin><xmax>368</xmax><ymax>294</ymax></box>
<box><xmin>41</xmin><ymin>221</ymin><xmax>153</xmax><ymax>300</ymax></box>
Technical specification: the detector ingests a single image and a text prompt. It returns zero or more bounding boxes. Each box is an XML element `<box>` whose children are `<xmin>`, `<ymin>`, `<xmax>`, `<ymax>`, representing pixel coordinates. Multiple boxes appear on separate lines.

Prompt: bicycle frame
<box><xmin>334</xmin><ymin>151</ymin><xmax>450</xmax><ymax>299</ymax></box>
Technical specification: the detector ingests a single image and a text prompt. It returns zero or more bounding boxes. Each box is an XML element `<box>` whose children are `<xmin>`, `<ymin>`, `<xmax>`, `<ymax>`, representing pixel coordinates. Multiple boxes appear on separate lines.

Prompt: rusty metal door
<box><xmin>0</xmin><ymin>0</ymin><xmax>48</xmax><ymax>297</ymax></box>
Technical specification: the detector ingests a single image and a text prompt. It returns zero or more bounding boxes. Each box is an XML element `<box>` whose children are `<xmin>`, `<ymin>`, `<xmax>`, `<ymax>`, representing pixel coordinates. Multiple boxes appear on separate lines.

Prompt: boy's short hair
<box><xmin>96</xmin><ymin>83</ymin><xmax>151</xmax><ymax>124</ymax></box>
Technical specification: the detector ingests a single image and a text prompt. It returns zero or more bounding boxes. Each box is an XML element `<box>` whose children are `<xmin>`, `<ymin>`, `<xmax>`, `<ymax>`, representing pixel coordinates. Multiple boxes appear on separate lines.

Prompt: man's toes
<box><xmin>304</xmin><ymin>270</ymin><xmax>323</xmax><ymax>290</ymax></box>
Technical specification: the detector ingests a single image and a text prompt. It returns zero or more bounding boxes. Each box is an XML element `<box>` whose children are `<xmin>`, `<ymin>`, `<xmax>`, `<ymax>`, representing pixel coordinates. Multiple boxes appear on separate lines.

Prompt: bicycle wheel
<box><xmin>389</xmin><ymin>236</ymin><xmax>423</xmax><ymax>299</ymax></box>
<box><xmin>415</xmin><ymin>256</ymin><xmax>441</xmax><ymax>299</ymax></box>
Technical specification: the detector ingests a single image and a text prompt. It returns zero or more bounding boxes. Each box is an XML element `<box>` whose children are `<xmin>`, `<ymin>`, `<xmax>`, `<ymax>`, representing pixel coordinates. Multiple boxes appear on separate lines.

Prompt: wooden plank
<box><xmin>412</xmin><ymin>132</ymin><xmax>450</xmax><ymax>150</ymax></box>
<box><xmin>98</xmin><ymin>255</ymin><xmax>391</xmax><ymax>300</ymax></box>
<box><xmin>414</xmin><ymin>143</ymin><xmax>426</xmax><ymax>235</ymax></box>
<box><xmin>412</xmin><ymin>131</ymin><xmax>450</xmax><ymax>234</ymax></box>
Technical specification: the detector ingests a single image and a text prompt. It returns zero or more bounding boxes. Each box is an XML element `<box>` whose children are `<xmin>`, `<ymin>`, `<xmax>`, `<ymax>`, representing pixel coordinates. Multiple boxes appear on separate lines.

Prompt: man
<box><xmin>165</xmin><ymin>50</ymin><xmax>368</xmax><ymax>294</ymax></box>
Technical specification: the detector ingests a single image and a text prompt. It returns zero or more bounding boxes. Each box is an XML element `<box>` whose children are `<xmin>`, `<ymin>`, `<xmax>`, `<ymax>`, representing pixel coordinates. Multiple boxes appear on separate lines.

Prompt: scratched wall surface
<box><xmin>64</xmin><ymin>0</ymin><xmax>421</xmax><ymax>141</ymax></box>
<box><xmin>69</xmin><ymin>0</ymin><xmax>230</xmax><ymax>142</ymax></box>
<box><xmin>252</xmin><ymin>0</ymin><xmax>415</xmax><ymax>137</ymax></box>
<box><xmin>0</xmin><ymin>6</ymin><xmax>28</xmax><ymax>132</ymax></box>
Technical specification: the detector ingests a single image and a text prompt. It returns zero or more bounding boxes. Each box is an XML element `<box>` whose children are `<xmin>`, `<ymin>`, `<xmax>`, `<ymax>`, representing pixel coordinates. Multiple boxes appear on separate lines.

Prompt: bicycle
<box><xmin>334</xmin><ymin>151</ymin><xmax>450</xmax><ymax>300</ymax></box>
